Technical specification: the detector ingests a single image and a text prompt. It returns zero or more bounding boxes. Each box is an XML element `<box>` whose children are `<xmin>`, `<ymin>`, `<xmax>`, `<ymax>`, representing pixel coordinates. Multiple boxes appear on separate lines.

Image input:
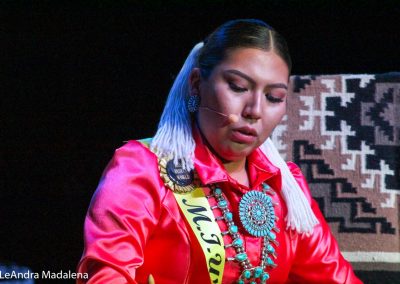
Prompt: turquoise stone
<box><xmin>218</xmin><ymin>200</ymin><xmax>227</xmax><ymax>208</ymax></box>
<box><xmin>237</xmin><ymin>280</ymin><xmax>244</xmax><ymax>284</ymax></box>
<box><xmin>266</xmin><ymin>244</ymin><xmax>275</xmax><ymax>253</ymax></box>
<box><xmin>239</xmin><ymin>190</ymin><xmax>275</xmax><ymax>237</ymax></box>
<box><xmin>254</xmin><ymin>267</ymin><xmax>263</xmax><ymax>278</ymax></box>
<box><xmin>263</xmin><ymin>184</ymin><xmax>270</xmax><ymax>190</ymax></box>
<box><xmin>214</xmin><ymin>187</ymin><xmax>222</xmax><ymax>196</ymax></box>
<box><xmin>268</xmin><ymin>231</ymin><xmax>276</xmax><ymax>240</ymax></box>
<box><xmin>229</xmin><ymin>225</ymin><xmax>238</xmax><ymax>234</ymax></box>
<box><xmin>251</xmin><ymin>282</ymin><xmax>257</xmax><ymax>284</ymax></box>
<box><xmin>243</xmin><ymin>270</ymin><xmax>251</xmax><ymax>279</ymax></box>
<box><xmin>266</xmin><ymin>257</ymin><xmax>275</xmax><ymax>266</ymax></box>
<box><xmin>235</xmin><ymin>253</ymin><xmax>248</xmax><ymax>262</ymax></box>
<box><xmin>261</xmin><ymin>272</ymin><xmax>270</xmax><ymax>281</ymax></box>
<box><xmin>224</xmin><ymin>212</ymin><xmax>233</xmax><ymax>221</ymax></box>
<box><xmin>232</xmin><ymin>238</ymin><xmax>243</xmax><ymax>247</ymax></box>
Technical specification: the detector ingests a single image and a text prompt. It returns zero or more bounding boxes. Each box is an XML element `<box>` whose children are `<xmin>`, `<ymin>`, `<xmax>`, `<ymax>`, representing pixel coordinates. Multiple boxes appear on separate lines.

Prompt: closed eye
<box><xmin>266</xmin><ymin>93</ymin><xmax>285</xmax><ymax>103</ymax></box>
<box><xmin>229</xmin><ymin>82</ymin><xmax>248</xmax><ymax>93</ymax></box>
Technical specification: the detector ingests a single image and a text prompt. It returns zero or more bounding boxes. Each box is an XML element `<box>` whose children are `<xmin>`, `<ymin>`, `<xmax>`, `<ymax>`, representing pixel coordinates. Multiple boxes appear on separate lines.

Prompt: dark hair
<box><xmin>197</xmin><ymin>19</ymin><xmax>292</xmax><ymax>78</ymax></box>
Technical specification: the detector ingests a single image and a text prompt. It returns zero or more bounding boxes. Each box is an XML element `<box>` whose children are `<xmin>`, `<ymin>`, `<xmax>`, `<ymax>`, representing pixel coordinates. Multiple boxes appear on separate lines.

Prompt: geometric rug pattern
<box><xmin>272</xmin><ymin>73</ymin><xmax>400</xmax><ymax>273</ymax></box>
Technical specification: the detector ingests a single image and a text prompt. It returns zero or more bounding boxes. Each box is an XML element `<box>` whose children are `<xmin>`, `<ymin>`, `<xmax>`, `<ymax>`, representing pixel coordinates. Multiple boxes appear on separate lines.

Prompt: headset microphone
<box><xmin>227</xmin><ymin>114</ymin><xmax>239</xmax><ymax>123</ymax></box>
<box><xmin>199</xmin><ymin>106</ymin><xmax>239</xmax><ymax>124</ymax></box>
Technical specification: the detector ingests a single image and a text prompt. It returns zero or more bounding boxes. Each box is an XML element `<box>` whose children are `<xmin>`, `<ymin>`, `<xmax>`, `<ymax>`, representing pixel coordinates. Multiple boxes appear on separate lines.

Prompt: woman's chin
<box><xmin>230</xmin><ymin>141</ymin><xmax>259</xmax><ymax>154</ymax></box>
<box><xmin>219</xmin><ymin>147</ymin><xmax>254</xmax><ymax>163</ymax></box>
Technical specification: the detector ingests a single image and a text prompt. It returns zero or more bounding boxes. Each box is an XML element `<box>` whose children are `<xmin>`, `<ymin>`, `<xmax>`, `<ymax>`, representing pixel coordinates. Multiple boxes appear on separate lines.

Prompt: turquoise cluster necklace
<box><xmin>208</xmin><ymin>183</ymin><xmax>279</xmax><ymax>284</ymax></box>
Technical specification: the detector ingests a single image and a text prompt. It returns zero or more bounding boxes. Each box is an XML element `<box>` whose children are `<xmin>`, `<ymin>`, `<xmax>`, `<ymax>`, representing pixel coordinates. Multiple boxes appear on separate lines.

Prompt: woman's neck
<box><xmin>223</xmin><ymin>159</ymin><xmax>249</xmax><ymax>187</ymax></box>
<box><xmin>194</xmin><ymin>122</ymin><xmax>250</xmax><ymax>187</ymax></box>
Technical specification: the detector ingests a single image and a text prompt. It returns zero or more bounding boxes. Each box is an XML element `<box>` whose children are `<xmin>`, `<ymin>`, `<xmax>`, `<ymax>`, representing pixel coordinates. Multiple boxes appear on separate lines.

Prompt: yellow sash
<box><xmin>173</xmin><ymin>188</ymin><xmax>225</xmax><ymax>284</ymax></box>
<box><xmin>139</xmin><ymin>139</ymin><xmax>225</xmax><ymax>284</ymax></box>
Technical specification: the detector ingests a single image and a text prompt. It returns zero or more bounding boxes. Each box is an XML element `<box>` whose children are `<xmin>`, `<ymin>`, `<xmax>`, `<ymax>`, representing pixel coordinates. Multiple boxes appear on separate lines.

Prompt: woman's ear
<box><xmin>189</xmin><ymin>68</ymin><xmax>201</xmax><ymax>96</ymax></box>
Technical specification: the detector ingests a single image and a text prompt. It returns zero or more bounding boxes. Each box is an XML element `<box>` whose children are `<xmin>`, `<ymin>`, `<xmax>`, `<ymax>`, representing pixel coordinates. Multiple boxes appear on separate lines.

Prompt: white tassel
<box><xmin>260</xmin><ymin>138</ymin><xmax>319</xmax><ymax>234</ymax></box>
<box><xmin>151</xmin><ymin>43</ymin><xmax>204</xmax><ymax>171</ymax></box>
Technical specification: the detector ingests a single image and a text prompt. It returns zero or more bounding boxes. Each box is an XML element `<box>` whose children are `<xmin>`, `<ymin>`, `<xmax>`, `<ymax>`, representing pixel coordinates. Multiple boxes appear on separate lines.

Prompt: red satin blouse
<box><xmin>77</xmin><ymin>129</ymin><xmax>362</xmax><ymax>284</ymax></box>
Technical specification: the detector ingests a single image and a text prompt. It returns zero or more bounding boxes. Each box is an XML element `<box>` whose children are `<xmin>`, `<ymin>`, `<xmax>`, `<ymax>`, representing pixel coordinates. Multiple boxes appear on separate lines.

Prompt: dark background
<box><xmin>2</xmin><ymin>1</ymin><xmax>399</xmax><ymax>283</ymax></box>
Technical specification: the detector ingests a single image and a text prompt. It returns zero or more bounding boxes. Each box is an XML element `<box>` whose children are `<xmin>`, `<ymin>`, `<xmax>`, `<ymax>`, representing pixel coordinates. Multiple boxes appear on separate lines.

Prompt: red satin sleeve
<box><xmin>77</xmin><ymin>141</ymin><xmax>166</xmax><ymax>284</ymax></box>
<box><xmin>286</xmin><ymin>162</ymin><xmax>363</xmax><ymax>284</ymax></box>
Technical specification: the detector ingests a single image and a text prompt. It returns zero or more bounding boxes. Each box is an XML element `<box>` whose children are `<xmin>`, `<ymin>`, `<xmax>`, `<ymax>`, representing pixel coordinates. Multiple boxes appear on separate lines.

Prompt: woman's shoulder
<box><xmin>90</xmin><ymin>139</ymin><xmax>165</xmax><ymax>206</ymax></box>
<box><xmin>107</xmin><ymin>138</ymin><xmax>157</xmax><ymax>168</ymax></box>
<box><xmin>105</xmin><ymin>138</ymin><xmax>161</xmax><ymax>184</ymax></box>
<box><xmin>114</xmin><ymin>138</ymin><xmax>155</xmax><ymax>158</ymax></box>
<box><xmin>286</xmin><ymin>161</ymin><xmax>301</xmax><ymax>175</ymax></box>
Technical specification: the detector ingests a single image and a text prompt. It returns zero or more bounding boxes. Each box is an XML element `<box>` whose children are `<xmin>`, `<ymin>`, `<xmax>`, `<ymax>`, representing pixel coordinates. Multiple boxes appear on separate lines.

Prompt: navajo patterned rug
<box><xmin>272</xmin><ymin>73</ymin><xmax>400</xmax><ymax>283</ymax></box>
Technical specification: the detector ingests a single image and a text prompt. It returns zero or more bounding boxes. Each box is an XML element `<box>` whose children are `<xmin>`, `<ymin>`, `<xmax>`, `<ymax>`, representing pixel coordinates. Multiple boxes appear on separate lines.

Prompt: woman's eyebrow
<box><xmin>224</xmin><ymin>69</ymin><xmax>255</xmax><ymax>84</ymax></box>
<box><xmin>224</xmin><ymin>69</ymin><xmax>288</xmax><ymax>90</ymax></box>
<box><xmin>266</xmin><ymin>83</ymin><xmax>288</xmax><ymax>90</ymax></box>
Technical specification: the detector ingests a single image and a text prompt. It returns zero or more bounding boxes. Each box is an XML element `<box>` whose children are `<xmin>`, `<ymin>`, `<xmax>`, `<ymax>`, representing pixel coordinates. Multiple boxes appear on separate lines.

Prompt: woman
<box><xmin>78</xmin><ymin>19</ymin><xmax>362</xmax><ymax>283</ymax></box>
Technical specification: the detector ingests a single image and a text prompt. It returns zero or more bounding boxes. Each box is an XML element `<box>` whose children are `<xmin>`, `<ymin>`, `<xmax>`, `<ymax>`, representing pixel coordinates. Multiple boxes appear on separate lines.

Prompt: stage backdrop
<box><xmin>272</xmin><ymin>73</ymin><xmax>400</xmax><ymax>282</ymax></box>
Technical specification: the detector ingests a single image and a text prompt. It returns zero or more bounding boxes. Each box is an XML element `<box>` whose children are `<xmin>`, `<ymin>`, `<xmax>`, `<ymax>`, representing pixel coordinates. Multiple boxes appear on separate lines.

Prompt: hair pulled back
<box><xmin>150</xmin><ymin>19</ymin><xmax>318</xmax><ymax>233</ymax></box>
<box><xmin>151</xmin><ymin>19</ymin><xmax>291</xmax><ymax>170</ymax></box>
<box><xmin>198</xmin><ymin>19</ymin><xmax>292</xmax><ymax>79</ymax></box>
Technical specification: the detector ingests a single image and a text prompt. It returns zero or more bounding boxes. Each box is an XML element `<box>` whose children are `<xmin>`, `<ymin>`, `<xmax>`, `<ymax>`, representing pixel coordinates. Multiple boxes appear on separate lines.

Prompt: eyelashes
<box><xmin>265</xmin><ymin>93</ymin><xmax>285</xmax><ymax>103</ymax></box>
<box><xmin>228</xmin><ymin>82</ymin><xmax>285</xmax><ymax>103</ymax></box>
<box><xmin>228</xmin><ymin>82</ymin><xmax>247</xmax><ymax>93</ymax></box>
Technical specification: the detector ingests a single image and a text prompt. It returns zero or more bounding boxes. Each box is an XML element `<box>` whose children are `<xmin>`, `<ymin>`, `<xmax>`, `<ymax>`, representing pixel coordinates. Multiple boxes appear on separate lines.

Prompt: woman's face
<box><xmin>191</xmin><ymin>48</ymin><xmax>289</xmax><ymax>162</ymax></box>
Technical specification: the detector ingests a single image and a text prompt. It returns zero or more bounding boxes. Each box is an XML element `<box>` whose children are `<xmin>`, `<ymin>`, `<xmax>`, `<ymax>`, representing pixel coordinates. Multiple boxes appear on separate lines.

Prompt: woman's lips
<box><xmin>230</xmin><ymin>127</ymin><xmax>257</xmax><ymax>144</ymax></box>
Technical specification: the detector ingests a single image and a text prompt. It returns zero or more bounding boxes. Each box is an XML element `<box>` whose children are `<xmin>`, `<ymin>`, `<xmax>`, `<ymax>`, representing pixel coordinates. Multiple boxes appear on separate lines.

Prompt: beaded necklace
<box><xmin>208</xmin><ymin>183</ymin><xmax>279</xmax><ymax>284</ymax></box>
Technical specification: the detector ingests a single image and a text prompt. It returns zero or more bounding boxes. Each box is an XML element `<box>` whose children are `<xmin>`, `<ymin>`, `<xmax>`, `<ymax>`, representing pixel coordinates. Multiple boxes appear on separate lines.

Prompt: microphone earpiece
<box><xmin>228</xmin><ymin>114</ymin><xmax>239</xmax><ymax>123</ymax></box>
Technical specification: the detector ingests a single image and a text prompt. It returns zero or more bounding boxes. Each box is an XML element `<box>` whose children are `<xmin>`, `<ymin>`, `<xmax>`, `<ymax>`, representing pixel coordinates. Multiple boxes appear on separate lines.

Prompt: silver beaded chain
<box><xmin>208</xmin><ymin>183</ymin><xmax>279</xmax><ymax>284</ymax></box>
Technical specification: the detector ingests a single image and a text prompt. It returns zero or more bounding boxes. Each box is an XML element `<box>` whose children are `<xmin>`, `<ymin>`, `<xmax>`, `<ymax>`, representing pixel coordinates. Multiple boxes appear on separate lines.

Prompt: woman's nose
<box><xmin>243</xmin><ymin>92</ymin><xmax>262</xmax><ymax>120</ymax></box>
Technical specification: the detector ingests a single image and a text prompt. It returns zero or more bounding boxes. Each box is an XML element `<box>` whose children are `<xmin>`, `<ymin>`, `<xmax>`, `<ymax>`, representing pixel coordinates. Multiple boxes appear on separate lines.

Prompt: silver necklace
<box><xmin>209</xmin><ymin>183</ymin><xmax>279</xmax><ymax>284</ymax></box>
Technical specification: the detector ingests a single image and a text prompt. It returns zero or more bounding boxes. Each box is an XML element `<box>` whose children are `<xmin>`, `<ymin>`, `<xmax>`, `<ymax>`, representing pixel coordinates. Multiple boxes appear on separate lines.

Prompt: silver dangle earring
<box><xmin>187</xmin><ymin>94</ymin><xmax>200</xmax><ymax>113</ymax></box>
